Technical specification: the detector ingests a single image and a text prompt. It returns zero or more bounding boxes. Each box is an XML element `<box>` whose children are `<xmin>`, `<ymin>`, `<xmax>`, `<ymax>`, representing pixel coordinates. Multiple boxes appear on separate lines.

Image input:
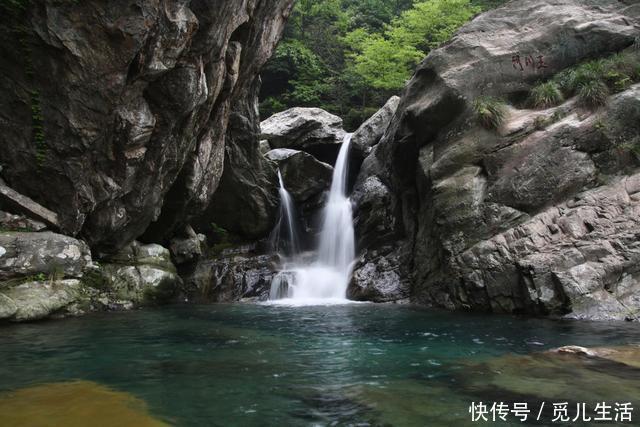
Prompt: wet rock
<box><xmin>265</xmin><ymin>148</ymin><xmax>333</xmax><ymax>204</ymax></box>
<box><xmin>348</xmin><ymin>246</ymin><xmax>411</xmax><ymax>302</ymax></box>
<box><xmin>0</xmin><ymin>232</ymin><xmax>92</xmax><ymax>280</ymax></box>
<box><xmin>182</xmin><ymin>244</ymin><xmax>277</xmax><ymax>302</ymax></box>
<box><xmin>261</xmin><ymin>107</ymin><xmax>346</xmax><ymax>165</ymax></box>
<box><xmin>350</xmin><ymin>96</ymin><xmax>399</xmax><ymax>162</ymax></box>
<box><xmin>351</xmin><ymin>175</ymin><xmax>401</xmax><ymax>250</ymax></box>
<box><xmin>0</xmin><ymin>279</ymin><xmax>85</xmax><ymax>321</ymax></box>
<box><xmin>100</xmin><ymin>241</ymin><xmax>180</xmax><ymax>305</ymax></box>
<box><xmin>169</xmin><ymin>226</ymin><xmax>205</xmax><ymax>265</ymax></box>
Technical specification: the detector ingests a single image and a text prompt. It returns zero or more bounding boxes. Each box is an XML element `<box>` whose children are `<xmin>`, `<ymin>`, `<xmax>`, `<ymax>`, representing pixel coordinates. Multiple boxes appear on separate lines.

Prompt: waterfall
<box><xmin>269</xmin><ymin>170</ymin><xmax>301</xmax><ymax>258</ymax></box>
<box><xmin>268</xmin><ymin>134</ymin><xmax>355</xmax><ymax>304</ymax></box>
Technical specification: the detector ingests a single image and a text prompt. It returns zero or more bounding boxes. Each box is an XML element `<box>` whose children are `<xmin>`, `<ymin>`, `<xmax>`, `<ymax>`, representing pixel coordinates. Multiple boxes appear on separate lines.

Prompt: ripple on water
<box><xmin>1</xmin><ymin>304</ymin><xmax>640</xmax><ymax>426</ymax></box>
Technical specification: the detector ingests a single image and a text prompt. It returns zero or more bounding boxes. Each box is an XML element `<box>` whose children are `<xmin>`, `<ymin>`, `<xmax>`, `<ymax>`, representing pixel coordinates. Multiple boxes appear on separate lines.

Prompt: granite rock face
<box><xmin>0</xmin><ymin>279</ymin><xmax>86</xmax><ymax>322</ymax></box>
<box><xmin>0</xmin><ymin>0</ymin><xmax>294</xmax><ymax>252</ymax></box>
<box><xmin>202</xmin><ymin>81</ymin><xmax>281</xmax><ymax>239</ymax></box>
<box><xmin>350</xmin><ymin>96</ymin><xmax>400</xmax><ymax>163</ymax></box>
<box><xmin>265</xmin><ymin>148</ymin><xmax>333</xmax><ymax>212</ymax></box>
<box><xmin>261</xmin><ymin>107</ymin><xmax>347</xmax><ymax>165</ymax></box>
<box><xmin>353</xmin><ymin>0</ymin><xmax>640</xmax><ymax>318</ymax></box>
<box><xmin>0</xmin><ymin>232</ymin><xmax>92</xmax><ymax>280</ymax></box>
<box><xmin>99</xmin><ymin>241</ymin><xmax>181</xmax><ymax>306</ymax></box>
<box><xmin>182</xmin><ymin>245</ymin><xmax>277</xmax><ymax>302</ymax></box>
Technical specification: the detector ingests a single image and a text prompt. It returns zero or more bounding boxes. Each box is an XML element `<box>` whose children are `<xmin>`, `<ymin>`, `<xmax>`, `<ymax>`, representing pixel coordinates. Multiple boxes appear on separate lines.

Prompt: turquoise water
<box><xmin>1</xmin><ymin>303</ymin><xmax>639</xmax><ymax>426</ymax></box>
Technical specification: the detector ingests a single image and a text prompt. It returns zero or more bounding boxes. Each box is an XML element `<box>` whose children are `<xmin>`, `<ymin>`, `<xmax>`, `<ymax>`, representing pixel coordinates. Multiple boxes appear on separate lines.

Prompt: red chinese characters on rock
<box><xmin>512</xmin><ymin>52</ymin><xmax>548</xmax><ymax>71</ymax></box>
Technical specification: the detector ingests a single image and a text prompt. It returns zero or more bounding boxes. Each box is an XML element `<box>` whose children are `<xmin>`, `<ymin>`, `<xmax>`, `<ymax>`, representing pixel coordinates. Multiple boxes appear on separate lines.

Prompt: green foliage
<box><xmin>260</xmin><ymin>0</ymin><xmax>506</xmax><ymax>129</ymax></box>
<box><xmin>577</xmin><ymin>80</ymin><xmax>609</xmax><ymax>108</ymax></box>
<box><xmin>347</xmin><ymin>0</ymin><xmax>480</xmax><ymax>91</ymax></box>
<box><xmin>529</xmin><ymin>81</ymin><xmax>563</xmax><ymax>109</ymax></box>
<box><xmin>551</xmin><ymin>49</ymin><xmax>640</xmax><ymax>110</ymax></box>
<box><xmin>473</xmin><ymin>97</ymin><xmax>506</xmax><ymax>130</ymax></box>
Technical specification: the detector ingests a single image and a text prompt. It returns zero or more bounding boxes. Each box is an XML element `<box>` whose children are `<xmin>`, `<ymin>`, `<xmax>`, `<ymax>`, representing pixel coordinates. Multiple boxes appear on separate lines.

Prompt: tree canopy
<box><xmin>259</xmin><ymin>0</ymin><xmax>505</xmax><ymax>129</ymax></box>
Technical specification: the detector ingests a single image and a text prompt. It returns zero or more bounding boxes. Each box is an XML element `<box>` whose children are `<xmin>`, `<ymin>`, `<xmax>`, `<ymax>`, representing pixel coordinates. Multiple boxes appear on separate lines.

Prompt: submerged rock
<box><xmin>0</xmin><ymin>381</ymin><xmax>169</xmax><ymax>426</ymax></box>
<box><xmin>455</xmin><ymin>344</ymin><xmax>640</xmax><ymax>407</ymax></box>
<box><xmin>261</xmin><ymin>107</ymin><xmax>346</xmax><ymax>165</ymax></box>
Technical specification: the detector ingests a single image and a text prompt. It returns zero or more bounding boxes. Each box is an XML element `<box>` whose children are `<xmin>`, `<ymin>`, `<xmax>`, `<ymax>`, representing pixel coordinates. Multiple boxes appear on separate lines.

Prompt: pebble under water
<box><xmin>1</xmin><ymin>304</ymin><xmax>639</xmax><ymax>426</ymax></box>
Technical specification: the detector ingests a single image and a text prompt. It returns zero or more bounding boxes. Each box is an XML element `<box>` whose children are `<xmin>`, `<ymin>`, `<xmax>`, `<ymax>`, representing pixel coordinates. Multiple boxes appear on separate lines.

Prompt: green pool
<box><xmin>1</xmin><ymin>303</ymin><xmax>639</xmax><ymax>426</ymax></box>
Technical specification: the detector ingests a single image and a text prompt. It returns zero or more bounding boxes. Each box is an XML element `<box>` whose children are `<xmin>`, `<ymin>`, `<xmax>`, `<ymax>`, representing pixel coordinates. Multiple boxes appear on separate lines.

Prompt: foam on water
<box><xmin>269</xmin><ymin>134</ymin><xmax>355</xmax><ymax>304</ymax></box>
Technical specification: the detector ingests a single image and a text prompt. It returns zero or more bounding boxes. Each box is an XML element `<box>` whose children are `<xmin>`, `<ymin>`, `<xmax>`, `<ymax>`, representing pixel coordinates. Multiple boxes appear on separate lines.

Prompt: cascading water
<box><xmin>269</xmin><ymin>170</ymin><xmax>301</xmax><ymax>258</ymax></box>
<box><xmin>269</xmin><ymin>134</ymin><xmax>355</xmax><ymax>304</ymax></box>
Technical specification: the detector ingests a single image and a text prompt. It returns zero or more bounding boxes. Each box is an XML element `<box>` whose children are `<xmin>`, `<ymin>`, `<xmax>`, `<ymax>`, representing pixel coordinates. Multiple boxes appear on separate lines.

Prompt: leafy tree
<box><xmin>260</xmin><ymin>0</ymin><xmax>505</xmax><ymax>128</ymax></box>
<box><xmin>346</xmin><ymin>0</ymin><xmax>480</xmax><ymax>91</ymax></box>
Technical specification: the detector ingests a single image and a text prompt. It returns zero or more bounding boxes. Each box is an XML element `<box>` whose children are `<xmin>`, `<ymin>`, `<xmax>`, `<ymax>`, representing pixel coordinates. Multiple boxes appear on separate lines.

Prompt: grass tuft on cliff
<box><xmin>529</xmin><ymin>81</ymin><xmax>563</xmax><ymax>108</ymax></box>
<box><xmin>551</xmin><ymin>48</ymin><xmax>640</xmax><ymax>109</ymax></box>
<box><xmin>473</xmin><ymin>97</ymin><xmax>507</xmax><ymax>130</ymax></box>
<box><xmin>577</xmin><ymin>80</ymin><xmax>609</xmax><ymax>108</ymax></box>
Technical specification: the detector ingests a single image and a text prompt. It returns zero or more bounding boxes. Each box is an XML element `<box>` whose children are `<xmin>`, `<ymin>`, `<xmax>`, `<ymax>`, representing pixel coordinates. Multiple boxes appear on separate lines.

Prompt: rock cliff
<box><xmin>0</xmin><ymin>0</ymin><xmax>294</xmax><ymax>253</ymax></box>
<box><xmin>352</xmin><ymin>0</ymin><xmax>640</xmax><ymax>319</ymax></box>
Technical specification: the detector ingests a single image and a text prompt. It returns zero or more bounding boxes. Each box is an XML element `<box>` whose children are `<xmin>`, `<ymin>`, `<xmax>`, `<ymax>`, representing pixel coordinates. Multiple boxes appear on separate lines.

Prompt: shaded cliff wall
<box><xmin>0</xmin><ymin>0</ymin><xmax>294</xmax><ymax>253</ymax></box>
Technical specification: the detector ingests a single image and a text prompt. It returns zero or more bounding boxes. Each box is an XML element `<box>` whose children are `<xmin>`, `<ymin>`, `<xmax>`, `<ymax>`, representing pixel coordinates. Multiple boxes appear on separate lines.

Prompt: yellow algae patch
<box><xmin>0</xmin><ymin>380</ymin><xmax>170</xmax><ymax>427</ymax></box>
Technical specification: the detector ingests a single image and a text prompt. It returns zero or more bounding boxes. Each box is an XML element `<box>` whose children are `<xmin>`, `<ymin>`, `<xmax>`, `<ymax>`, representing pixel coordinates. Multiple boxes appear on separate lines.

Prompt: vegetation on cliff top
<box><xmin>260</xmin><ymin>0</ymin><xmax>507</xmax><ymax>129</ymax></box>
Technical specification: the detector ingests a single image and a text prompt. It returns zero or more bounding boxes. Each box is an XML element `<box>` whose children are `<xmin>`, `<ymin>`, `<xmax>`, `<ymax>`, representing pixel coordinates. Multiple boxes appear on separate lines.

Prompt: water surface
<box><xmin>1</xmin><ymin>304</ymin><xmax>639</xmax><ymax>426</ymax></box>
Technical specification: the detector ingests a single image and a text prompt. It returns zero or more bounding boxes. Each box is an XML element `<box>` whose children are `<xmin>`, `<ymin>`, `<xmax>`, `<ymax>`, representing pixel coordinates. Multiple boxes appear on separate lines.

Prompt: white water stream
<box><xmin>269</xmin><ymin>134</ymin><xmax>355</xmax><ymax>304</ymax></box>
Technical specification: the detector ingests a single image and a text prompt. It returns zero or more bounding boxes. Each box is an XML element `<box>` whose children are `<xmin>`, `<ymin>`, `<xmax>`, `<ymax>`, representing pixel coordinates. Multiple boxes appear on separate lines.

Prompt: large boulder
<box><xmin>261</xmin><ymin>107</ymin><xmax>346</xmax><ymax>165</ymax></box>
<box><xmin>169</xmin><ymin>226</ymin><xmax>206</xmax><ymax>265</ymax></box>
<box><xmin>0</xmin><ymin>232</ymin><xmax>92</xmax><ymax>280</ymax></box>
<box><xmin>350</xmin><ymin>96</ymin><xmax>400</xmax><ymax>162</ymax></box>
<box><xmin>0</xmin><ymin>0</ymin><xmax>294</xmax><ymax>252</ymax></box>
<box><xmin>99</xmin><ymin>241</ymin><xmax>181</xmax><ymax>305</ymax></box>
<box><xmin>449</xmin><ymin>174</ymin><xmax>640</xmax><ymax>320</ymax></box>
<box><xmin>0</xmin><ymin>279</ymin><xmax>86</xmax><ymax>322</ymax></box>
<box><xmin>348</xmin><ymin>246</ymin><xmax>411</xmax><ymax>302</ymax></box>
<box><xmin>265</xmin><ymin>148</ymin><xmax>333</xmax><ymax>205</ymax></box>
<box><xmin>182</xmin><ymin>244</ymin><xmax>277</xmax><ymax>302</ymax></box>
<box><xmin>353</xmin><ymin>0</ymin><xmax>640</xmax><ymax>318</ymax></box>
